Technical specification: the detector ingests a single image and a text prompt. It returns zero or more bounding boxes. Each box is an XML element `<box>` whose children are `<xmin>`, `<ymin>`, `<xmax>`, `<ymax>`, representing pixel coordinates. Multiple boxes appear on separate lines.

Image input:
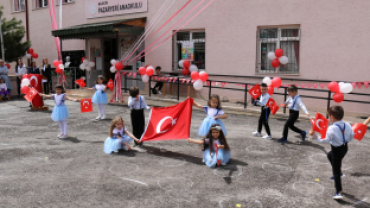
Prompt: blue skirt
<box><xmin>51</xmin><ymin>104</ymin><xmax>69</xmax><ymax>121</ymax></box>
<box><xmin>104</xmin><ymin>135</ymin><xmax>132</xmax><ymax>154</ymax></box>
<box><xmin>92</xmin><ymin>91</ymin><xmax>108</xmax><ymax>104</ymax></box>
<box><xmin>198</xmin><ymin>116</ymin><xmax>228</xmax><ymax>137</ymax></box>
<box><xmin>203</xmin><ymin>148</ymin><xmax>231</xmax><ymax>168</ymax></box>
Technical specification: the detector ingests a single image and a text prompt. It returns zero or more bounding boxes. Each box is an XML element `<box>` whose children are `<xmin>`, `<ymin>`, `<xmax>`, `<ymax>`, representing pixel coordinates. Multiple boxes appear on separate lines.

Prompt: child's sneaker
<box><xmin>333</xmin><ymin>192</ymin><xmax>343</xmax><ymax>200</ymax></box>
<box><xmin>262</xmin><ymin>135</ymin><xmax>272</xmax><ymax>140</ymax></box>
<box><xmin>59</xmin><ymin>134</ymin><xmax>69</xmax><ymax>139</ymax></box>
<box><xmin>330</xmin><ymin>172</ymin><xmax>345</xmax><ymax>181</ymax></box>
<box><xmin>277</xmin><ymin>137</ymin><xmax>288</xmax><ymax>144</ymax></box>
<box><xmin>252</xmin><ymin>131</ymin><xmax>262</xmax><ymax>137</ymax></box>
<box><xmin>301</xmin><ymin>131</ymin><xmax>307</xmax><ymax>141</ymax></box>
<box><xmin>57</xmin><ymin>133</ymin><xmax>63</xmax><ymax>138</ymax></box>
<box><xmin>158</xmin><ymin>90</ymin><xmax>162</xmax><ymax>94</ymax></box>
<box><xmin>95</xmin><ymin>115</ymin><xmax>101</xmax><ymax>120</ymax></box>
<box><xmin>101</xmin><ymin>115</ymin><xmax>107</xmax><ymax>120</ymax></box>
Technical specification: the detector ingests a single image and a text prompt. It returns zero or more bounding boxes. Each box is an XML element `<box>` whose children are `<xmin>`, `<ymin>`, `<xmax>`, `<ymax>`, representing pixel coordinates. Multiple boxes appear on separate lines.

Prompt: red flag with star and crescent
<box><xmin>267</xmin><ymin>98</ymin><xmax>280</xmax><ymax>115</ymax></box>
<box><xmin>351</xmin><ymin>123</ymin><xmax>367</xmax><ymax>141</ymax></box>
<box><xmin>248</xmin><ymin>84</ymin><xmax>261</xmax><ymax>100</ymax></box>
<box><xmin>140</xmin><ymin>98</ymin><xmax>193</xmax><ymax>142</ymax></box>
<box><xmin>80</xmin><ymin>99</ymin><xmax>93</xmax><ymax>113</ymax></box>
<box><xmin>312</xmin><ymin>112</ymin><xmax>329</xmax><ymax>138</ymax></box>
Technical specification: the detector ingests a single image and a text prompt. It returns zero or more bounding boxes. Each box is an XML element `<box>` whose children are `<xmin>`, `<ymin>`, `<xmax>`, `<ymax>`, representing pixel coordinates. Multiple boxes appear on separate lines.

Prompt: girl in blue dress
<box><xmin>104</xmin><ymin>116</ymin><xmax>141</xmax><ymax>154</ymax></box>
<box><xmin>193</xmin><ymin>94</ymin><xmax>228</xmax><ymax>137</ymax></box>
<box><xmin>188</xmin><ymin>124</ymin><xmax>231</xmax><ymax>168</ymax></box>
<box><xmin>84</xmin><ymin>75</ymin><xmax>108</xmax><ymax>120</ymax></box>
<box><xmin>39</xmin><ymin>85</ymin><xmax>79</xmax><ymax>139</ymax></box>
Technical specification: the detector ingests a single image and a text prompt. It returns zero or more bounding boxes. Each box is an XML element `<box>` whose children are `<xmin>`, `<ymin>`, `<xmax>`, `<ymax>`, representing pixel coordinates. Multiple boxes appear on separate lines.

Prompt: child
<box><xmin>84</xmin><ymin>75</ymin><xmax>108</xmax><ymax>120</ymax></box>
<box><xmin>0</xmin><ymin>78</ymin><xmax>10</xmax><ymax>101</ymax></box>
<box><xmin>309</xmin><ymin>106</ymin><xmax>354</xmax><ymax>200</ymax></box>
<box><xmin>252</xmin><ymin>83</ymin><xmax>272</xmax><ymax>139</ymax></box>
<box><xmin>278</xmin><ymin>85</ymin><xmax>310</xmax><ymax>143</ymax></box>
<box><xmin>128</xmin><ymin>87</ymin><xmax>150</xmax><ymax>146</ymax></box>
<box><xmin>188</xmin><ymin>124</ymin><xmax>231</xmax><ymax>168</ymax></box>
<box><xmin>151</xmin><ymin>66</ymin><xmax>163</xmax><ymax>94</ymax></box>
<box><xmin>39</xmin><ymin>85</ymin><xmax>79</xmax><ymax>139</ymax></box>
<box><xmin>104</xmin><ymin>116</ymin><xmax>141</xmax><ymax>154</ymax></box>
<box><xmin>193</xmin><ymin>94</ymin><xmax>228</xmax><ymax>137</ymax></box>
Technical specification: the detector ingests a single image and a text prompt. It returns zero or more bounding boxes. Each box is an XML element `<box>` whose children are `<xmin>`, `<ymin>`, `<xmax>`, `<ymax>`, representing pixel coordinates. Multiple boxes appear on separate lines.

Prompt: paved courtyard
<box><xmin>1</xmin><ymin>98</ymin><xmax>370</xmax><ymax>208</ymax></box>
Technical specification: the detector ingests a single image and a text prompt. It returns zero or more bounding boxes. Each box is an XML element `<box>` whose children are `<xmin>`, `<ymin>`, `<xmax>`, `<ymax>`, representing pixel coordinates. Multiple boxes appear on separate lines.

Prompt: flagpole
<box><xmin>59</xmin><ymin>0</ymin><xmax>62</xmax><ymax>29</ymax></box>
<box><xmin>0</xmin><ymin>13</ymin><xmax>5</xmax><ymax>60</ymax></box>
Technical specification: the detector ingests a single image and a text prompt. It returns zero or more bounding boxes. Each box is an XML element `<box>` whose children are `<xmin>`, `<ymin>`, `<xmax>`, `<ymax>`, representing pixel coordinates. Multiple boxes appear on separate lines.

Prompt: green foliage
<box><xmin>0</xmin><ymin>6</ymin><xmax>31</xmax><ymax>62</ymax></box>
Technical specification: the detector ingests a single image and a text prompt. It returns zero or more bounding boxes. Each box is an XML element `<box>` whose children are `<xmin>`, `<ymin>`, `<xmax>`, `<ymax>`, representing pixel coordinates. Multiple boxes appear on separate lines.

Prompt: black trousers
<box><xmin>130</xmin><ymin>109</ymin><xmax>145</xmax><ymax>145</ymax></box>
<box><xmin>16</xmin><ymin>76</ymin><xmax>21</xmax><ymax>95</ymax></box>
<box><xmin>327</xmin><ymin>143</ymin><xmax>348</xmax><ymax>193</ymax></box>
<box><xmin>153</xmin><ymin>81</ymin><xmax>163</xmax><ymax>91</ymax></box>
<box><xmin>283</xmin><ymin>110</ymin><xmax>303</xmax><ymax>139</ymax></box>
<box><xmin>43</xmin><ymin>81</ymin><xmax>51</xmax><ymax>94</ymax></box>
<box><xmin>258</xmin><ymin>107</ymin><xmax>271</xmax><ymax>135</ymax></box>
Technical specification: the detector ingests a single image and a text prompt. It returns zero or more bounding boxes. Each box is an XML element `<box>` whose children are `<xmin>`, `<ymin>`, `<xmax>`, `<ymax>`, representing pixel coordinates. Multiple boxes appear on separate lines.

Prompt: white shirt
<box><xmin>53</xmin><ymin>94</ymin><xmax>66</xmax><ymax>106</ymax></box>
<box><xmin>0</xmin><ymin>83</ymin><xmax>7</xmax><ymax>91</ymax></box>
<box><xmin>255</xmin><ymin>93</ymin><xmax>270</xmax><ymax>106</ymax></box>
<box><xmin>94</xmin><ymin>84</ymin><xmax>106</xmax><ymax>91</ymax></box>
<box><xmin>203</xmin><ymin>106</ymin><xmax>224</xmax><ymax>117</ymax></box>
<box><xmin>315</xmin><ymin>120</ymin><xmax>354</xmax><ymax>147</ymax></box>
<box><xmin>16</xmin><ymin>64</ymin><xmax>27</xmax><ymax>76</ymax></box>
<box><xmin>285</xmin><ymin>95</ymin><xmax>308</xmax><ymax>114</ymax></box>
<box><xmin>113</xmin><ymin>127</ymin><xmax>126</xmax><ymax>138</ymax></box>
<box><xmin>128</xmin><ymin>95</ymin><xmax>149</xmax><ymax>110</ymax></box>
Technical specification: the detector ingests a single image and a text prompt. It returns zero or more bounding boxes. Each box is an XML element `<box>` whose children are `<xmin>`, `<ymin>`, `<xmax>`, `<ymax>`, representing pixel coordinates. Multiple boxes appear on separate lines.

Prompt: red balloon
<box><xmin>115</xmin><ymin>62</ymin><xmax>123</xmax><ymax>71</ymax></box>
<box><xmin>271</xmin><ymin>77</ymin><xmax>282</xmax><ymax>88</ymax></box>
<box><xmin>146</xmin><ymin>67</ymin><xmax>154</xmax><ymax>76</ymax></box>
<box><xmin>81</xmin><ymin>57</ymin><xmax>86</xmax><ymax>62</ymax></box>
<box><xmin>268</xmin><ymin>86</ymin><xmax>274</xmax><ymax>95</ymax></box>
<box><xmin>27</xmin><ymin>48</ymin><xmax>34</xmax><ymax>54</ymax></box>
<box><xmin>53</xmin><ymin>60</ymin><xmax>61</xmax><ymax>67</ymax></box>
<box><xmin>275</xmin><ymin>49</ymin><xmax>283</xmax><ymax>58</ymax></box>
<box><xmin>5</xmin><ymin>63</ymin><xmax>10</xmax><ymax>69</ymax></box>
<box><xmin>182</xmin><ymin>68</ymin><xmax>190</xmax><ymax>76</ymax></box>
<box><xmin>271</xmin><ymin>58</ymin><xmax>280</xmax><ymax>68</ymax></box>
<box><xmin>138</xmin><ymin>67</ymin><xmax>146</xmax><ymax>75</ymax></box>
<box><xmin>333</xmin><ymin>92</ymin><xmax>344</xmax><ymax>103</ymax></box>
<box><xmin>21</xmin><ymin>86</ymin><xmax>30</xmax><ymax>94</ymax></box>
<box><xmin>55</xmin><ymin>67</ymin><xmax>63</xmax><ymax>74</ymax></box>
<box><xmin>199</xmin><ymin>72</ymin><xmax>209</xmax><ymax>82</ymax></box>
<box><xmin>183</xmin><ymin>60</ymin><xmax>191</xmax><ymax>69</ymax></box>
<box><xmin>22</xmin><ymin>74</ymin><xmax>27</xmax><ymax>79</ymax></box>
<box><xmin>328</xmin><ymin>81</ymin><xmax>339</xmax><ymax>93</ymax></box>
<box><xmin>191</xmin><ymin>71</ymin><xmax>199</xmax><ymax>80</ymax></box>
<box><xmin>32</xmin><ymin>53</ymin><xmax>39</xmax><ymax>59</ymax></box>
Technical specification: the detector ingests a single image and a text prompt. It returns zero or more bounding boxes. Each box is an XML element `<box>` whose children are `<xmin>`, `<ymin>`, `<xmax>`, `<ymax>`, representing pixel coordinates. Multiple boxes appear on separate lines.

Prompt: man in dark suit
<box><xmin>27</xmin><ymin>61</ymin><xmax>40</xmax><ymax>74</ymax></box>
<box><xmin>41</xmin><ymin>58</ymin><xmax>52</xmax><ymax>94</ymax></box>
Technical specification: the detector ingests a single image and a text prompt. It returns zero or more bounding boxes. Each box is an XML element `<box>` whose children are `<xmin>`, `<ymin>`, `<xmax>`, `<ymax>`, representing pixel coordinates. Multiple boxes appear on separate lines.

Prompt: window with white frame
<box><xmin>14</xmin><ymin>0</ymin><xmax>25</xmax><ymax>12</ymax></box>
<box><xmin>256</xmin><ymin>27</ymin><xmax>300</xmax><ymax>74</ymax></box>
<box><xmin>36</xmin><ymin>0</ymin><xmax>48</xmax><ymax>8</ymax></box>
<box><xmin>173</xmin><ymin>31</ymin><xmax>205</xmax><ymax>71</ymax></box>
<box><xmin>63</xmin><ymin>0</ymin><xmax>74</xmax><ymax>3</ymax></box>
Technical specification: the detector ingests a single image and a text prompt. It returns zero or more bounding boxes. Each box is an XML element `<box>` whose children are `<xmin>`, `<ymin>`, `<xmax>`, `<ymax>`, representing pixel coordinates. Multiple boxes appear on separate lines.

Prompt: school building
<box><xmin>2</xmin><ymin>0</ymin><xmax>370</xmax><ymax>114</ymax></box>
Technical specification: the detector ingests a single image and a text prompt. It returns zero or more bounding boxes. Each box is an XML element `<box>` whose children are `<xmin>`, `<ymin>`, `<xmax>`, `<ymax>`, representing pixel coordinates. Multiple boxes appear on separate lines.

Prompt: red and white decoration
<box><xmin>327</xmin><ymin>81</ymin><xmax>353</xmax><ymax>103</ymax></box>
<box><xmin>262</xmin><ymin>76</ymin><xmax>282</xmax><ymax>95</ymax></box>
<box><xmin>26</xmin><ymin>48</ymin><xmax>39</xmax><ymax>59</ymax></box>
<box><xmin>79</xmin><ymin>57</ymin><xmax>96</xmax><ymax>71</ymax></box>
<box><xmin>311</xmin><ymin>112</ymin><xmax>329</xmax><ymax>138</ymax></box>
<box><xmin>179</xmin><ymin>59</ymin><xmax>197</xmax><ymax>76</ymax></box>
<box><xmin>190</xmin><ymin>70</ymin><xmax>209</xmax><ymax>91</ymax></box>
<box><xmin>267</xmin><ymin>49</ymin><xmax>289</xmax><ymax>68</ymax></box>
<box><xmin>138</xmin><ymin>65</ymin><xmax>155</xmax><ymax>83</ymax></box>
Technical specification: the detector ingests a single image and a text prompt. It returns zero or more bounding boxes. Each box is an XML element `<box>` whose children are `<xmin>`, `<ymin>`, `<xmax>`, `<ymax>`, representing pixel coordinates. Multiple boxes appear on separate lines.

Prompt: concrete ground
<box><xmin>1</xmin><ymin>97</ymin><xmax>370</xmax><ymax>208</ymax></box>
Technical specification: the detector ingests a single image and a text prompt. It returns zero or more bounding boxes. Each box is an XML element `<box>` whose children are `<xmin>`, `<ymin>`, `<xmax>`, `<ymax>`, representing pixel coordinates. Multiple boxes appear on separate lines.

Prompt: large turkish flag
<box><xmin>140</xmin><ymin>98</ymin><xmax>193</xmax><ymax>142</ymax></box>
<box><xmin>312</xmin><ymin>112</ymin><xmax>329</xmax><ymax>138</ymax></box>
<box><xmin>24</xmin><ymin>74</ymin><xmax>44</xmax><ymax>107</ymax></box>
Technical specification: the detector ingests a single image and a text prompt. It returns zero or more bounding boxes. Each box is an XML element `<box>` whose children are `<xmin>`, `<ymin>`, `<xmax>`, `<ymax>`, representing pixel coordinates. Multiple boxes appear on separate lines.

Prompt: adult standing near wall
<box><xmin>0</xmin><ymin>59</ymin><xmax>12</xmax><ymax>93</ymax></box>
<box><xmin>28</xmin><ymin>61</ymin><xmax>40</xmax><ymax>74</ymax></box>
<box><xmin>15</xmin><ymin>59</ymin><xmax>27</xmax><ymax>96</ymax></box>
<box><xmin>41</xmin><ymin>57</ymin><xmax>52</xmax><ymax>94</ymax></box>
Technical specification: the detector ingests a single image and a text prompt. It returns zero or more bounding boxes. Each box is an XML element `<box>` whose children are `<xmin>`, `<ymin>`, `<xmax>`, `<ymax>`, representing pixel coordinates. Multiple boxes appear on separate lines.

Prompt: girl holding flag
<box><xmin>83</xmin><ymin>75</ymin><xmax>108</xmax><ymax>120</ymax></box>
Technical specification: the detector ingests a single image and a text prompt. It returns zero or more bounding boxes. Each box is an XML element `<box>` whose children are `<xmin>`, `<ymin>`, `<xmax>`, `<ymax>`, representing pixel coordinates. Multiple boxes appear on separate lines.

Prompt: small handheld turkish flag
<box><xmin>267</xmin><ymin>98</ymin><xmax>280</xmax><ymax>115</ymax></box>
<box><xmin>248</xmin><ymin>84</ymin><xmax>261</xmax><ymax>100</ymax></box>
<box><xmin>312</xmin><ymin>112</ymin><xmax>329</xmax><ymax>138</ymax></box>
<box><xmin>140</xmin><ymin>98</ymin><xmax>193</xmax><ymax>142</ymax></box>
<box><xmin>107</xmin><ymin>79</ymin><xmax>114</xmax><ymax>91</ymax></box>
<box><xmin>24</xmin><ymin>88</ymin><xmax>38</xmax><ymax>102</ymax></box>
<box><xmin>351</xmin><ymin>123</ymin><xmax>367</xmax><ymax>141</ymax></box>
<box><xmin>75</xmin><ymin>78</ymin><xmax>86</xmax><ymax>88</ymax></box>
<box><xmin>80</xmin><ymin>99</ymin><xmax>93</xmax><ymax>113</ymax></box>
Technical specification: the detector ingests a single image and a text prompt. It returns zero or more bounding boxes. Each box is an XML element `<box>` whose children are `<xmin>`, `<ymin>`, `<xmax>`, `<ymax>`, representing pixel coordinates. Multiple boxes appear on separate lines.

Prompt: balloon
<box><xmin>138</xmin><ymin>67</ymin><xmax>146</xmax><ymax>75</ymax></box>
<box><xmin>110</xmin><ymin>66</ymin><xmax>116</xmax><ymax>73</ymax></box>
<box><xmin>110</xmin><ymin>59</ymin><xmax>116</xmax><ymax>65</ymax></box>
<box><xmin>262</xmin><ymin>76</ymin><xmax>272</xmax><ymax>86</ymax></box>
<box><xmin>275</xmin><ymin>49</ymin><xmax>283</xmax><ymax>58</ymax></box>
<box><xmin>58</xmin><ymin>64</ymin><xmax>64</xmax><ymax>70</ymax></box>
<box><xmin>85</xmin><ymin>66</ymin><xmax>91</xmax><ymax>71</ymax></box>
<box><xmin>191</xmin><ymin>71</ymin><xmax>199</xmax><ymax>80</ymax></box>
<box><xmin>21</xmin><ymin>78</ymin><xmax>30</xmax><ymax>86</ymax></box>
<box><xmin>146</xmin><ymin>67</ymin><xmax>154</xmax><ymax>76</ymax></box>
<box><xmin>328</xmin><ymin>81</ymin><xmax>339</xmax><ymax>93</ymax></box>
<box><xmin>199</xmin><ymin>71</ymin><xmax>208</xmax><ymax>82</ymax></box>
<box><xmin>271</xmin><ymin>58</ymin><xmax>280</xmax><ymax>68</ymax></box>
<box><xmin>27</xmin><ymin>48</ymin><xmax>34</xmax><ymax>54</ymax></box>
<box><xmin>271</xmin><ymin>77</ymin><xmax>282</xmax><ymax>88</ymax></box>
<box><xmin>339</xmin><ymin>83</ymin><xmax>353</xmax><ymax>94</ymax></box>
<box><xmin>21</xmin><ymin>82</ymin><xmax>29</xmax><ymax>88</ymax></box>
<box><xmin>5</xmin><ymin>63</ymin><xmax>10</xmax><ymax>69</ymax></box>
<box><xmin>182</xmin><ymin>68</ymin><xmax>190</xmax><ymax>76</ymax></box>
<box><xmin>268</xmin><ymin>86</ymin><xmax>274</xmax><ymax>95</ymax></box>
<box><xmin>21</xmin><ymin>86</ymin><xmax>30</xmax><ymax>94</ymax></box>
<box><xmin>81</xmin><ymin>57</ymin><xmax>86</xmax><ymax>62</ymax></box>
<box><xmin>66</xmin><ymin>56</ymin><xmax>70</xmax><ymax>62</ymax></box>
<box><xmin>279</xmin><ymin>56</ymin><xmax>289</xmax><ymax>65</ymax></box>
<box><xmin>115</xmin><ymin>62</ymin><xmax>123</xmax><ymax>71</ymax></box>
<box><xmin>22</xmin><ymin>74</ymin><xmax>27</xmax><ymax>79</ymax></box>
<box><xmin>193</xmin><ymin>79</ymin><xmax>204</xmax><ymax>91</ymax></box>
<box><xmin>89</xmin><ymin>62</ymin><xmax>95</xmax><ymax>67</ymax></box>
<box><xmin>83</xmin><ymin>59</ymin><xmax>89</xmax><ymax>65</ymax></box>
<box><xmin>53</xmin><ymin>60</ymin><xmax>61</xmax><ymax>67</ymax></box>
<box><xmin>64</xmin><ymin>62</ymin><xmax>71</xmax><ymax>68</ymax></box>
<box><xmin>183</xmin><ymin>60</ymin><xmax>191</xmax><ymax>69</ymax></box>
<box><xmin>178</xmin><ymin>60</ymin><xmax>184</xmax><ymax>68</ymax></box>
<box><xmin>26</xmin><ymin>53</ymin><xmax>32</xmax><ymax>59</ymax></box>
<box><xmin>333</xmin><ymin>92</ymin><xmax>344</xmax><ymax>103</ymax></box>
<box><xmin>79</xmin><ymin>63</ymin><xmax>86</xmax><ymax>70</ymax></box>
<box><xmin>55</xmin><ymin>67</ymin><xmax>63</xmax><ymax>74</ymax></box>
<box><xmin>268</xmin><ymin>52</ymin><xmax>276</xmax><ymax>60</ymax></box>
<box><xmin>32</xmin><ymin>53</ymin><xmax>39</xmax><ymax>59</ymax></box>
<box><xmin>189</xmin><ymin>64</ymin><xmax>198</xmax><ymax>72</ymax></box>
<box><xmin>141</xmin><ymin>74</ymin><xmax>149</xmax><ymax>82</ymax></box>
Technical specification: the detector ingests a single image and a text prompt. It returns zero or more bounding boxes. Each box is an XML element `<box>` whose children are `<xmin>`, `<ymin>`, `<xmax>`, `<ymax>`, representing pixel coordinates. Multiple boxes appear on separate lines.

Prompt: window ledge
<box><xmin>255</xmin><ymin>73</ymin><xmax>300</xmax><ymax>76</ymax></box>
<box><xmin>56</xmin><ymin>1</ymin><xmax>75</xmax><ymax>6</ymax></box>
<box><xmin>32</xmin><ymin>7</ymin><xmax>48</xmax><ymax>11</ymax></box>
<box><xmin>11</xmin><ymin>10</ymin><xmax>25</xmax><ymax>14</ymax></box>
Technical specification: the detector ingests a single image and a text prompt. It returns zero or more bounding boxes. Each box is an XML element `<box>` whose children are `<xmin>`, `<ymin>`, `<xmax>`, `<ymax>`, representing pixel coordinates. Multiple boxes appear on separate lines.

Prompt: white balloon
<box><xmin>21</xmin><ymin>82</ymin><xmax>29</xmax><ymax>88</ymax></box>
<box><xmin>339</xmin><ymin>83</ymin><xmax>353</xmax><ymax>94</ymax></box>
<box><xmin>268</xmin><ymin>52</ymin><xmax>276</xmax><ymax>60</ymax></box>
<box><xmin>262</xmin><ymin>76</ymin><xmax>272</xmax><ymax>86</ymax></box>
<box><xmin>89</xmin><ymin>62</ymin><xmax>95</xmax><ymax>67</ymax></box>
<box><xmin>178</xmin><ymin>60</ymin><xmax>184</xmax><ymax>68</ymax></box>
<box><xmin>279</xmin><ymin>56</ymin><xmax>289</xmax><ymax>65</ymax></box>
<box><xmin>141</xmin><ymin>74</ymin><xmax>149</xmax><ymax>82</ymax></box>
<box><xmin>64</xmin><ymin>62</ymin><xmax>71</xmax><ymax>68</ymax></box>
<box><xmin>21</xmin><ymin>78</ymin><xmax>30</xmax><ymax>86</ymax></box>
<box><xmin>81</xmin><ymin>76</ymin><xmax>86</xmax><ymax>80</ymax></box>
<box><xmin>26</xmin><ymin>53</ymin><xmax>32</xmax><ymax>59</ymax></box>
<box><xmin>80</xmin><ymin>63</ymin><xmax>86</xmax><ymax>70</ymax></box>
<box><xmin>189</xmin><ymin>64</ymin><xmax>198</xmax><ymax>72</ymax></box>
<box><xmin>66</xmin><ymin>56</ymin><xmax>70</xmax><ymax>62</ymax></box>
<box><xmin>83</xmin><ymin>59</ymin><xmax>89</xmax><ymax>65</ymax></box>
<box><xmin>110</xmin><ymin>66</ymin><xmax>116</xmax><ymax>73</ymax></box>
<box><xmin>58</xmin><ymin>64</ymin><xmax>64</xmax><ymax>70</ymax></box>
<box><xmin>193</xmin><ymin>79</ymin><xmax>204</xmax><ymax>91</ymax></box>
<box><xmin>110</xmin><ymin>59</ymin><xmax>116</xmax><ymax>65</ymax></box>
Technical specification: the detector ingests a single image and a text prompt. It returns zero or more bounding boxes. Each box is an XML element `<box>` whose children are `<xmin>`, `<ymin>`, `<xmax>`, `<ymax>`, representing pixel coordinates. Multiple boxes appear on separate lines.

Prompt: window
<box><xmin>63</xmin><ymin>0</ymin><xmax>74</xmax><ymax>3</ymax></box>
<box><xmin>14</xmin><ymin>0</ymin><xmax>25</xmax><ymax>12</ymax></box>
<box><xmin>36</xmin><ymin>0</ymin><xmax>48</xmax><ymax>8</ymax></box>
<box><xmin>256</xmin><ymin>27</ymin><xmax>300</xmax><ymax>74</ymax></box>
<box><xmin>173</xmin><ymin>31</ymin><xmax>205</xmax><ymax>70</ymax></box>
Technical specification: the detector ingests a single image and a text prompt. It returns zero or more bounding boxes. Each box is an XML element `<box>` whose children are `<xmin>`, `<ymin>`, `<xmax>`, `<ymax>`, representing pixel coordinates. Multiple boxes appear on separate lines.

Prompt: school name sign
<box><xmin>86</xmin><ymin>0</ymin><xmax>147</xmax><ymax>19</ymax></box>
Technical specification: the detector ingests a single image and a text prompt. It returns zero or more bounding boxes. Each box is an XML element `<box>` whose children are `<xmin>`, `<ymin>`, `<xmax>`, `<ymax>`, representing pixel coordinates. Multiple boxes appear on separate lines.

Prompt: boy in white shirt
<box><xmin>252</xmin><ymin>83</ymin><xmax>272</xmax><ymax>139</ymax></box>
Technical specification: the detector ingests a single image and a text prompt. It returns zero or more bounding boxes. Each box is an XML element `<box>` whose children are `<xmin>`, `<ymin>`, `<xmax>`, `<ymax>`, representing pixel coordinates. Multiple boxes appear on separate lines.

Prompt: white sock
<box><xmin>62</xmin><ymin>120</ymin><xmax>68</xmax><ymax>135</ymax></box>
<box><xmin>97</xmin><ymin>104</ymin><xmax>102</xmax><ymax>116</ymax></box>
<box><xmin>58</xmin><ymin>121</ymin><xmax>64</xmax><ymax>134</ymax></box>
<box><xmin>100</xmin><ymin>104</ymin><xmax>106</xmax><ymax>116</ymax></box>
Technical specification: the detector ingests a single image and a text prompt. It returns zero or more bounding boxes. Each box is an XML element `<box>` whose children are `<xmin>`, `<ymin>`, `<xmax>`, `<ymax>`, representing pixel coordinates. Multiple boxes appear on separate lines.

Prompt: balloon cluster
<box><xmin>179</xmin><ymin>59</ymin><xmax>198</xmax><ymax>76</ymax></box>
<box><xmin>109</xmin><ymin>59</ymin><xmax>123</xmax><ymax>73</ymax></box>
<box><xmin>268</xmin><ymin>49</ymin><xmax>288</xmax><ymax>68</ymax></box>
<box><xmin>262</xmin><ymin>76</ymin><xmax>282</xmax><ymax>95</ymax></box>
<box><xmin>190</xmin><ymin>71</ymin><xmax>208</xmax><ymax>91</ymax></box>
<box><xmin>5</xmin><ymin>63</ymin><xmax>10</xmax><ymax>69</ymax></box>
<box><xmin>20</xmin><ymin>75</ymin><xmax>30</xmax><ymax>94</ymax></box>
<box><xmin>26</xmin><ymin>48</ymin><xmax>39</xmax><ymax>59</ymax></box>
<box><xmin>53</xmin><ymin>60</ymin><xmax>65</xmax><ymax>74</ymax></box>
<box><xmin>328</xmin><ymin>81</ymin><xmax>353</xmax><ymax>103</ymax></box>
<box><xmin>79</xmin><ymin>57</ymin><xmax>96</xmax><ymax>71</ymax></box>
<box><xmin>138</xmin><ymin>66</ymin><xmax>154</xmax><ymax>83</ymax></box>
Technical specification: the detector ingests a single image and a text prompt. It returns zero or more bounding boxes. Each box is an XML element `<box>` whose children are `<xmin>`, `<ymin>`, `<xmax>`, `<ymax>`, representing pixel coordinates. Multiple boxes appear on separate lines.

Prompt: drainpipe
<box><xmin>25</xmin><ymin>0</ymin><xmax>30</xmax><ymax>67</ymax></box>
<box><xmin>0</xmin><ymin>13</ymin><xmax>5</xmax><ymax>60</ymax></box>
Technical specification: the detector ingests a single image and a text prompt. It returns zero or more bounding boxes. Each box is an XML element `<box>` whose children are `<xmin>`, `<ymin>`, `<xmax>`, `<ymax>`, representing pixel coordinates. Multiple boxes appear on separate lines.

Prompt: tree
<box><xmin>0</xmin><ymin>5</ymin><xmax>31</xmax><ymax>62</ymax></box>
